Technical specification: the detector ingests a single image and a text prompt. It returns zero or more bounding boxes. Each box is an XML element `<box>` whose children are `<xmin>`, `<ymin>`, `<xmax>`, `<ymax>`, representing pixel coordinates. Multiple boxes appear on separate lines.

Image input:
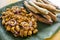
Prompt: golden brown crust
<box><xmin>24</xmin><ymin>1</ymin><xmax>39</xmax><ymax>13</ymax></box>
<box><xmin>48</xmin><ymin>12</ymin><xmax>57</xmax><ymax>22</ymax></box>
<box><xmin>32</xmin><ymin>13</ymin><xmax>53</xmax><ymax>24</ymax></box>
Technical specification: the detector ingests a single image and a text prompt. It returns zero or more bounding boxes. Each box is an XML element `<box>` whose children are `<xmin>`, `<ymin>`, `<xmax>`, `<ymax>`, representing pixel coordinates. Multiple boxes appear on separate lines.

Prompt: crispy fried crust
<box><xmin>31</xmin><ymin>13</ymin><xmax>53</xmax><ymax>24</ymax></box>
<box><xmin>24</xmin><ymin>1</ymin><xmax>39</xmax><ymax>13</ymax></box>
<box><xmin>48</xmin><ymin>12</ymin><xmax>57</xmax><ymax>22</ymax></box>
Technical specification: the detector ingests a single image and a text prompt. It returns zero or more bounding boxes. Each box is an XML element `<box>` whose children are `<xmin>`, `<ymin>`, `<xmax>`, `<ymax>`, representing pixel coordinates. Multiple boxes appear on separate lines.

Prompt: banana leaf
<box><xmin>0</xmin><ymin>1</ymin><xmax>60</xmax><ymax>40</ymax></box>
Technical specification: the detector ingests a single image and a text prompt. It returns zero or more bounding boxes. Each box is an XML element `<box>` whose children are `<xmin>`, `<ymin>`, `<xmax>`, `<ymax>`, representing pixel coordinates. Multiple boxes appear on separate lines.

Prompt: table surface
<box><xmin>0</xmin><ymin>0</ymin><xmax>60</xmax><ymax>40</ymax></box>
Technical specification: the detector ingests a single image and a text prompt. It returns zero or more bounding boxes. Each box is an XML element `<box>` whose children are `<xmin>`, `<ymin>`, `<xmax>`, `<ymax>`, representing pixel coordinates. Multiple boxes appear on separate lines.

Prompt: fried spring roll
<box><xmin>28</xmin><ymin>1</ymin><xmax>50</xmax><ymax>14</ymax></box>
<box><xmin>48</xmin><ymin>12</ymin><xmax>57</xmax><ymax>22</ymax></box>
<box><xmin>24</xmin><ymin>1</ymin><xmax>39</xmax><ymax>13</ymax></box>
<box><xmin>42</xmin><ymin>14</ymin><xmax>52</xmax><ymax>22</ymax></box>
<box><xmin>51</xmin><ymin>12</ymin><xmax>56</xmax><ymax>15</ymax></box>
<box><xmin>36</xmin><ymin>0</ymin><xmax>44</xmax><ymax>3</ymax></box>
<box><xmin>32</xmin><ymin>13</ymin><xmax>53</xmax><ymax>24</ymax></box>
<box><xmin>34</xmin><ymin>2</ymin><xmax>60</xmax><ymax>12</ymax></box>
<box><xmin>42</xmin><ymin>0</ymin><xmax>59</xmax><ymax>9</ymax></box>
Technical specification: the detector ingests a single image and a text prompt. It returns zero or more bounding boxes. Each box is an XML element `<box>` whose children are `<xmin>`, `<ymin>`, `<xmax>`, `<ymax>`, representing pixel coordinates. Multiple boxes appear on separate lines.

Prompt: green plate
<box><xmin>0</xmin><ymin>1</ymin><xmax>60</xmax><ymax>40</ymax></box>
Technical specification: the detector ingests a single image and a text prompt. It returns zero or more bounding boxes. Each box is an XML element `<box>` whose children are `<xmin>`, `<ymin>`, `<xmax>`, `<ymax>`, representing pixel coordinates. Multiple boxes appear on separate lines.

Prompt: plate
<box><xmin>0</xmin><ymin>1</ymin><xmax>60</xmax><ymax>40</ymax></box>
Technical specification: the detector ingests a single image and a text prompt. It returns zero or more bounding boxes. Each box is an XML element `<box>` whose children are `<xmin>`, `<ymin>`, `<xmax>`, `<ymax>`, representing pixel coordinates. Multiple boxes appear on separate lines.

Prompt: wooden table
<box><xmin>0</xmin><ymin>0</ymin><xmax>60</xmax><ymax>40</ymax></box>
